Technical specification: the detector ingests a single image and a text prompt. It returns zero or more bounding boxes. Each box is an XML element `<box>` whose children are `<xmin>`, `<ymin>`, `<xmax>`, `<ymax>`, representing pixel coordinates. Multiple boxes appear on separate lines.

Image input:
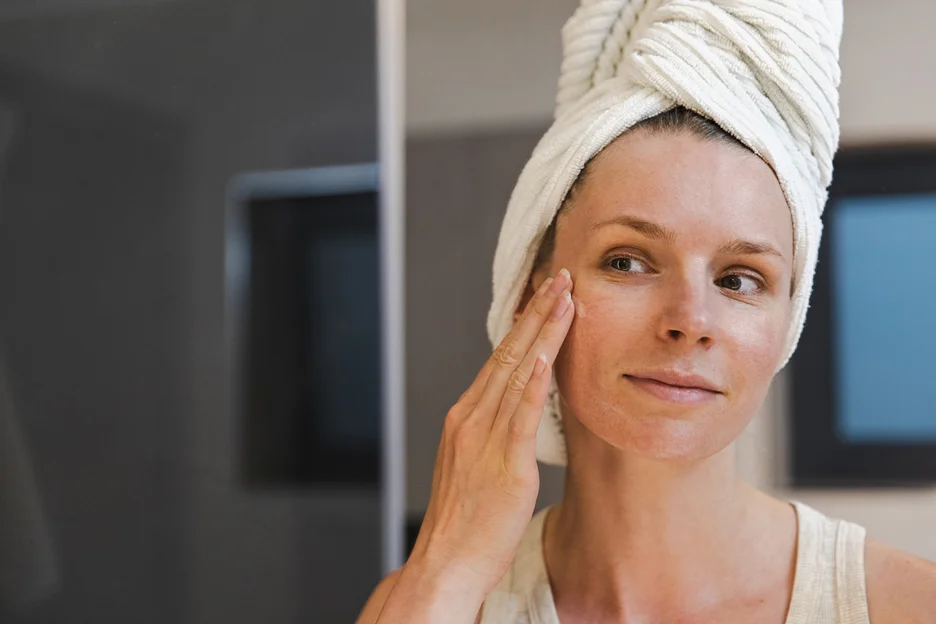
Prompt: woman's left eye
<box><xmin>718</xmin><ymin>273</ymin><xmax>761</xmax><ymax>294</ymax></box>
<box><xmin>609</xmin><ymin>256</ymin><xmax>650</xmax><ymax>273</ymax></box>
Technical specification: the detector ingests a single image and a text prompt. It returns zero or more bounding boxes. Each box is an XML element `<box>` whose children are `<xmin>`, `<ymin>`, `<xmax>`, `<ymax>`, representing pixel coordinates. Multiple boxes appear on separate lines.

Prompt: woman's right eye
<box><xmin>609</xmin><ymin>256</ymin><xmax>650</xmax><ymax>273</ymax></box>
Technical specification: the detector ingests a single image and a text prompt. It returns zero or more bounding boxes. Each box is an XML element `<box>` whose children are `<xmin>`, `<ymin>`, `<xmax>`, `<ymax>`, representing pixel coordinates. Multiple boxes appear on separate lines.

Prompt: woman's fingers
<box><xmin>469</xmin><ymin>269</ymin><xmax>571</xmax><ymax>421</ymax></box>
<box><xmin>503</xmin><ymin>353</ymin><xmax>553</xmax><ymax>476</ymax></box>
<box><xmin>493</xmin><ymin>289</ymin><xmax>573</xmax><ymax>435</ymax></box>
<box><xmin>457</xmin><ymin>272</ymin><xmax>561</xmax><ymax>409</ymax></box>
<box><xmin>400</xmin><ymin>270</ymin><xmax>576</xmax><ymax>601</ymax></box>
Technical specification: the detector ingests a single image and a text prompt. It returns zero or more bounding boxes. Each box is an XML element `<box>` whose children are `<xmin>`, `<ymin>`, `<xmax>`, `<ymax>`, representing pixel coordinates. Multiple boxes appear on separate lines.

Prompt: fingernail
<box><xmin>550</xmin><ymin>268</ymin><xmax>570</xmax><ymax>294</ymax></box>
<box><xmin>552</xmin><ymin>290</ymin><xmax>572</xmax><ymax>319</ymax></box>
<box><xmin>533</xmin><ymin>354</ymin><xmax>547</xmax><ymax>378</ymax></box>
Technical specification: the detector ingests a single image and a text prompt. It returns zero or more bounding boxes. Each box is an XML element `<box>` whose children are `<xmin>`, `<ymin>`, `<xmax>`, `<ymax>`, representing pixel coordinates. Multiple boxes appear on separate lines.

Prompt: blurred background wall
<box><xmin>0</xmin><ymin>1</ymin><xmax>377</xmax><ymax>622</ymax></box>
<box><xmin>404</xmin><ymin>0</ymin><xmax>936</xmax><ymax>560</ymax></box>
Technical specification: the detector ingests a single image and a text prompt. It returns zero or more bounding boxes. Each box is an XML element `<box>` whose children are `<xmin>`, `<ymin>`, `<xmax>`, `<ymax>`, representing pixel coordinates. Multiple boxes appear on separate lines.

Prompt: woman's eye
<box><xmin>718</xmin><ymin>274</ymin><xmax>761</xmax><ymax>294</ymax></box>
<box><xmin>609</xmin><ymin>256</ymin><xmax>650</xmax><ymax>273</ymax></box>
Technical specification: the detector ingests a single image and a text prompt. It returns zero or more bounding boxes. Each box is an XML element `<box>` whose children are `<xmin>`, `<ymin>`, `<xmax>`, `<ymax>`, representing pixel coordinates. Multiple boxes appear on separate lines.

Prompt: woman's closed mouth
<box><xmin>623</xmin><ymin>370</ymin><xmax>722</xmax><ymax>405</ymax></box>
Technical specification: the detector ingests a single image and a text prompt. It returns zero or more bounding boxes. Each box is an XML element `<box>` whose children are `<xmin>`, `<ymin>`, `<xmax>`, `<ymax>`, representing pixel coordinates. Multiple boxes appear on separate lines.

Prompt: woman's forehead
<box><xmin>560</xmin><ymin>131</ymin><xmax>793</xmax><ymax>256</ymax></box>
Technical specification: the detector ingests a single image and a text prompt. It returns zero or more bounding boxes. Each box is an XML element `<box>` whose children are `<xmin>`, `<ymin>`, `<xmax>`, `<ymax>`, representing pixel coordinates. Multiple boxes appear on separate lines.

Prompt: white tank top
<box><xmin>481</xmin><ymin>500</ymin><xmax>870</xmax><ymax>623</ymax></box>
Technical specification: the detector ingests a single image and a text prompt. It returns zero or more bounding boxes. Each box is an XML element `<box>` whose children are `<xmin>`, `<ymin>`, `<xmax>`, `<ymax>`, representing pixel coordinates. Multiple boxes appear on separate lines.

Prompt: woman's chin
<box><xmin>607</xmin><ymin>418</ymin><xmax>718</xmax><ymax>462</ymax></box>
<box><xmin>567</xmin><ymin>394</ymin><xmax>738</xmax><ymax>462</ymax></box>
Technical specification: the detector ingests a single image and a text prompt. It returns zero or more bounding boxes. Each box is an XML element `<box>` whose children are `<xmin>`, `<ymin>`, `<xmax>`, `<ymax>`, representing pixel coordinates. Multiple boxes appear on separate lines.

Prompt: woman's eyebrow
<box><xmin>589</xmin><ymin>215</ymin><xmax>677</xmax><ymax>242</ymax></box>
<box><xmin>589</xmin><ymin>215</ymin><xmax>784</xmax><ymax>259</ymax></box>
<box><xmin>718</xmin><ymin>239</ymin><xmax>784</xmax><ymax>259</ymax></box>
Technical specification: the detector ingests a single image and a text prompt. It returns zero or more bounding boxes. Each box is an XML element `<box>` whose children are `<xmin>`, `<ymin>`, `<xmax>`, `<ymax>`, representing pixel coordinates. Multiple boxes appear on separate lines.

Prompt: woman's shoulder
<box><xmin>864</xmin><ymin>538</ymin><xmax>936</xmax><ymax>622</ymax></box>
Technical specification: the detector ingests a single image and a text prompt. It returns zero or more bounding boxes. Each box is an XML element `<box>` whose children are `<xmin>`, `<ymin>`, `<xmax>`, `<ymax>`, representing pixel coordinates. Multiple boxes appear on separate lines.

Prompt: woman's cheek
<box><xmin>724</xmin><ymin>308</ymin><xmax>786</xmax><ymax>386</ymax></box>
<box><xmin>559</xmin><ymin>288</ymin><xmax>650</xmax><ymax>371</ymax></box>
<box><xmin>572</xmin><ymin>282</ymin><xmax>657</xmax><ymax>333</ymax></box>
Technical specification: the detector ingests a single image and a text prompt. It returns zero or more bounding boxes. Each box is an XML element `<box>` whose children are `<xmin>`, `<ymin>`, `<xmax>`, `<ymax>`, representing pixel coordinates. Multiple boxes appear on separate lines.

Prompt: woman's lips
<box><xmin>624</xmin><ymin>375</ymin><xmax>721</xmax><ymax>406</ymax></box>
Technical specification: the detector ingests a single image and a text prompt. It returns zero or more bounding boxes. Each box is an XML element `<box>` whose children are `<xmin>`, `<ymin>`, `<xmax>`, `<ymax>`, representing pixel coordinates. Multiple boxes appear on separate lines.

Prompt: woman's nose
<box><xmin>657</xmin><ymin>274</ymin><xmax>716</xmax><ymax>347</ymax></box>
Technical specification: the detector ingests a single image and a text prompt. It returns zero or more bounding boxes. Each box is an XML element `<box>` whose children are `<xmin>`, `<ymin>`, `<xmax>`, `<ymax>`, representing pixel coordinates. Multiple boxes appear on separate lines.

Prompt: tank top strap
<box><xmin>784</xmin><ymin>500</ymin><xmax>870</xmax><ymax>624</ymax></box>
<box><xmin>833</xmin><ymin>513</ymin><xmax>871</xmax><ymax>624</ymax></box>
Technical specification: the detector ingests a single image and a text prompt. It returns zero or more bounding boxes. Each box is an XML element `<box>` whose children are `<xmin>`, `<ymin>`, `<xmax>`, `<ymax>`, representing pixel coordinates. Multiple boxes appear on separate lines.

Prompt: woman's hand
<box><xmin>374</xmin><ymin>268</ymin><xmax>575</xmax><ymax>623</ymax></box>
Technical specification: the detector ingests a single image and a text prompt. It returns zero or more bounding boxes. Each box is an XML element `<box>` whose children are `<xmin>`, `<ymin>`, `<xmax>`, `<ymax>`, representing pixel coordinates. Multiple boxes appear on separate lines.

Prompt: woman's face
<box><xmin>538</xmin><ymin>130</ymin><xmax>793</xmax><ymax>463</ymax></box>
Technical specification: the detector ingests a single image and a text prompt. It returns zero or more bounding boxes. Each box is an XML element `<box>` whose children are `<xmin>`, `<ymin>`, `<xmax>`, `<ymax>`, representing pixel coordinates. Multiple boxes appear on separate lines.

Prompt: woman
<box><xmin>360</xmin><ymin>1</ymin><xmax>936</xmax><ymax>622</ymax></box>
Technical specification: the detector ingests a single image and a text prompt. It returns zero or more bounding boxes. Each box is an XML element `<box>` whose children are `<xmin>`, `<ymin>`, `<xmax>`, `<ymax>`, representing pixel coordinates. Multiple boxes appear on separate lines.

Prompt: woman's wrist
<box><xmin>376</xmin><ymin>556</ymin><xmax>489</xmax><ymax>623</ymax></box>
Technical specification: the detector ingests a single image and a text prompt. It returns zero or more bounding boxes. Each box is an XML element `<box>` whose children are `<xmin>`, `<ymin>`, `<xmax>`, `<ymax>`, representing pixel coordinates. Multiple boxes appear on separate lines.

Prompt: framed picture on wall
<box><xmin>791</xmin><ymin>145</ymin><xmax>936</xmax><ymax>487</ymax></box>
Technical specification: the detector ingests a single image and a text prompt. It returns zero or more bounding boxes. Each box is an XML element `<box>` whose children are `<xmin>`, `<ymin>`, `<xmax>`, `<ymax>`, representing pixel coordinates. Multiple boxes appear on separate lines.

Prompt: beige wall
<box><xmin>408</xmin><ymin>0</ymin><xmax>936</xmax><ymax>142</ymax></box>
<box><xmin>407</xmin><ymin>0</ymin><xmax>575</xmax><ymax>135</ymax></box>
<box><xmin>406</xmin><ymin>0</ymin><xmax>936</xmax><ymax>559</ymax></box>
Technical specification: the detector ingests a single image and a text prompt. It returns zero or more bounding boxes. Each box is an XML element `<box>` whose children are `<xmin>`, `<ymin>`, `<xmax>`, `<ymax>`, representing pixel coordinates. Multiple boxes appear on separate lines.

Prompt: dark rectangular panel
<box><xmin>240</xmin><ymin>191</ymin><xmax>382</xmax><ymax>488</ymax></box>
<box><xmin>791</xmin><ymin>145</ymin><xmax>936</xmax><ymax>487</ymax></box>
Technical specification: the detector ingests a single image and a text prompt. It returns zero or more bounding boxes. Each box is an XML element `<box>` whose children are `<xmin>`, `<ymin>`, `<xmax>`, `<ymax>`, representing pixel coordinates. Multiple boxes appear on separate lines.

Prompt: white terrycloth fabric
<box><xmin>486</xmin><ymin>0</ymin><xmax>843</xmax><ymax>466</ymax></box>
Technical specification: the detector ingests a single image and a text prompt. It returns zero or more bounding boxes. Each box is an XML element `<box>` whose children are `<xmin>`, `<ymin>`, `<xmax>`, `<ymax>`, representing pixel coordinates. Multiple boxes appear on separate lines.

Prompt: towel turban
<box><xmin>486</xmin><ymin>0</ymin><xmax>843</xmax><ymax>466</ymax></box>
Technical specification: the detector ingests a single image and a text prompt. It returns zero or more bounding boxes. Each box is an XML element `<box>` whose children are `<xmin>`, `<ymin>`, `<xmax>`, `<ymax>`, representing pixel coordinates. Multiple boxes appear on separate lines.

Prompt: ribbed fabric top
<box><xmin>481</xmin><ymin>500</ymin><xmax>870</xmax><ymax>623</ymax></box>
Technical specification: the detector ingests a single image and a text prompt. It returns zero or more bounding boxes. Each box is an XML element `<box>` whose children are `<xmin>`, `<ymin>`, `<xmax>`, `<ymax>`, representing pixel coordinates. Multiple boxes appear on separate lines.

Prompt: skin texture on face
<box><xmin>528</xmin><ymin>130</ymin><xmax>794</xmax><ymax>465</ymax></box>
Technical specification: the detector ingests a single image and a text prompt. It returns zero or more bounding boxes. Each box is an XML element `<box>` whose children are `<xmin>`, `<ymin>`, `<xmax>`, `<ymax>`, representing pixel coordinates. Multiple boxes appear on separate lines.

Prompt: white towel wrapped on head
<box><xmin>486</xmin><ymin>0</ymin><xmax>843</xmax><ymax>466</ymax></box>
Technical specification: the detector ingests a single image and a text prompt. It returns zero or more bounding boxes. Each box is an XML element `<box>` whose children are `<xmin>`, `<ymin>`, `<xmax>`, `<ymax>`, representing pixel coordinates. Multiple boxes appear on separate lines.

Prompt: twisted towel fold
<box><xmin>486</xmin><ymin>0</ymin><xmax>843</xmax><ymax>466</ymax></box>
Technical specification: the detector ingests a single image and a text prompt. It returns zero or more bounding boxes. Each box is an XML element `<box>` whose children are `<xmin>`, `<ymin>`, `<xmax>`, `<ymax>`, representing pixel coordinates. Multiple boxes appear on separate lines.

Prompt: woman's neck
<box><xmin>543</xmin><ymin>442</ymin><xmax>795</xmax><ymax>622</ymax></box>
